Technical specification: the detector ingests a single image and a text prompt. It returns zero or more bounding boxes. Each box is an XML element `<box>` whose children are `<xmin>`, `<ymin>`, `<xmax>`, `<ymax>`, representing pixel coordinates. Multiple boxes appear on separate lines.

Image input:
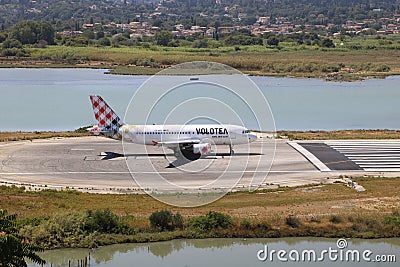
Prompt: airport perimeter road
<box><xmin>1</xmin><ymin>137</ymin><xmax>398</xmax><ymax>193</ymax></box>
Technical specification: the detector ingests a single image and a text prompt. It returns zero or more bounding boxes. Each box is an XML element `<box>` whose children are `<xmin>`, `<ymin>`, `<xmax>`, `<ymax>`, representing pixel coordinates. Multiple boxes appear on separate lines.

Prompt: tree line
<box><xmin>0</xmin><ymin>0</ymin><xmax>397</xmax><ymax>31</ymax></box>
<box><xmin>0</xmin><ymin>19</ymin><xmax>343</xmax><ymax>58</ymax></box>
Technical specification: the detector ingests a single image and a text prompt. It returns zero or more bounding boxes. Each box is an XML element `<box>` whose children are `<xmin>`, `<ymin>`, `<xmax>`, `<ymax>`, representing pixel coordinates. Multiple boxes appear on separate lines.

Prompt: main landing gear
<box><xmin>229</xmin><ymin>145</ymin><xmax>235</xmax><ymax>155</ymax></box>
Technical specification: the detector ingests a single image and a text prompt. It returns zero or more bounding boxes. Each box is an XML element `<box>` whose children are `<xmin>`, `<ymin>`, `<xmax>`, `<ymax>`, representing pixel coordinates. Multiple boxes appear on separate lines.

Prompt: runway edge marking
<box><xmin>287</xmin><ymin>142</ymin><xmax>331</xmax><ymax>172</ymax></box>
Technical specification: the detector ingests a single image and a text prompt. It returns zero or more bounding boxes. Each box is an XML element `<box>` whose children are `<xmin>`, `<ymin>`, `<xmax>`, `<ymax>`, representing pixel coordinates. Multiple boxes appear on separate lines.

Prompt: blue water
<box><xmin>0</xmin><ymin>68</ymin><xmax>399</xmax><ymax>131</ymax></box>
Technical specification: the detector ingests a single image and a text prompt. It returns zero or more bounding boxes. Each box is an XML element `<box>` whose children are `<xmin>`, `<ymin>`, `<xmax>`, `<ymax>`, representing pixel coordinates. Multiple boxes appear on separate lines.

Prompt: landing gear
<box><xmin>229</xmin><ymin>145</ymin><xmax>235</xmax><ymax>156</ymax></box>
<box><xmin>174</xmin><ymin>145</ymin><xmax>201</xmax><ymax>161</ymax></box>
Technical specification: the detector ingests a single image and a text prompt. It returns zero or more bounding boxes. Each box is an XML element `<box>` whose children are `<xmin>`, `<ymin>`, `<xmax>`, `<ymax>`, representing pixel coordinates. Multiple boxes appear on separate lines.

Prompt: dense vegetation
<box><xmin>0</xmin><ymin>19</ymin><xmax>347</xmax><ymax>51</ymax></box>
<box><xmin>1</xmin><ymin>176</ymin><xmax>400</xmax><ymax>250</ymax></box>
<box><xmin>0</xmin><ymin>0</ymin><xmax>398</xmax><ymax>30</ymax></box>
<box><xmin>2</xmin><ymin>205</ymin><xmax>400</xmax><ymax>250</ymax></box>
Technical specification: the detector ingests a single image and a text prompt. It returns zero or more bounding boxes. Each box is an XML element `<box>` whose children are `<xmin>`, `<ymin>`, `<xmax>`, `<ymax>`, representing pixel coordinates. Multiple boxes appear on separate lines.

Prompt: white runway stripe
<box><xmin>348</xmin><ymin>154</ymin><xmax>400</xmax><ymax>157</ymax></box>
<box><xmin>325</xmin><ymin>140</ymin><xmax>400</xmax><ymax>172</ymax></box>
<box><xmin>354</xmin><ymin>159</ymin><xmax>400</xmax><ymax>162</ymax></box>
<box><xmin>359</xmin><ymin>165</ymin><xmax>400</xmax><ymax>168</ymax></box>
<box><xmin>363</xmin><ymin>168</ymin><xmax>400</xmax><ymax>172</ymax></box>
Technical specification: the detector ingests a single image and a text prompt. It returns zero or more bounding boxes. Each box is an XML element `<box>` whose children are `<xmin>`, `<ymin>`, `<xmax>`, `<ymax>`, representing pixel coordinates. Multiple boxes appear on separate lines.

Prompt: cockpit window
<box><xmin>242</xmin><ymin>130</ymin><xmax>250</xmax><ymax>134</ymax></box>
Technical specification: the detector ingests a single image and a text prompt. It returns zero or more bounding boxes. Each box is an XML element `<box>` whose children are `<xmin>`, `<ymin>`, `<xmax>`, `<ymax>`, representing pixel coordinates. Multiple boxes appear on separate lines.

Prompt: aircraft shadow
<box><xmin>100</xmin><ymin>151</ymin><xmax>263</xmax><ymax>168</ymax></box>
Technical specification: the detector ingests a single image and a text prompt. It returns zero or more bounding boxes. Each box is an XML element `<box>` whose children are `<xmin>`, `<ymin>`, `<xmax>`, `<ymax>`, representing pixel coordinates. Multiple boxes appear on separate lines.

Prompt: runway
<box><xmin>0</xmin><ymin>137</ymin><xmax>399</xmax><ymax>193</ymax></box>
<box><xmin>294</xmin><ymin>140</ymin><xmax>400</xmax><ymax>172</ymax></box>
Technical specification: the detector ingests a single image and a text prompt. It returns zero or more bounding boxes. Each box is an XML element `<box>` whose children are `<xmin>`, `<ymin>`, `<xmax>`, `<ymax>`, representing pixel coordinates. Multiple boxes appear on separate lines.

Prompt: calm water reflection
<box><xmin>28</xmin><ymin>238</ymin><xmax>400</xmax><ymax>267</ymax></box>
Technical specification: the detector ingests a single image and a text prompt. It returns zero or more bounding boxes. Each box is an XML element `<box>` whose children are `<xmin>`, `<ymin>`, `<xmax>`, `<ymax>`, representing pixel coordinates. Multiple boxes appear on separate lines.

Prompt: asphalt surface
<box><xmin>0</xmin><ymin>136</ymin><xmax>324</xmax><ymax>193</ymax></box>
<box><xmin>1</xmin><ymin>137</ymin><xmax>399</xmax><ymax>193</ymax></box>
<box><xmin>298</xmin><ymin>143</ymin><xmax>362</xmax><ymax>170</ymax></box>
<box><xmin>298</xmin><ymin>140</ymin><xmax>400</xmax><ymax>172</ymax></box>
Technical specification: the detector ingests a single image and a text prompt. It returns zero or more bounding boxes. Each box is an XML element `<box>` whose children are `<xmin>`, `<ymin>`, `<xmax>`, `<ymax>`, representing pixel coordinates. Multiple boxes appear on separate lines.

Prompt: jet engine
<box><xmin>193</xmin><ymin>143</ymin><xmax>212</xmax><ymax>155</ymax></box>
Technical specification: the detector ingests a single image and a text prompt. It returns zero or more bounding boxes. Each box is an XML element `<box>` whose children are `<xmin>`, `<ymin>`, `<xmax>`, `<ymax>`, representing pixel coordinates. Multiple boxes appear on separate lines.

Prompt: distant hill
<box><xmin>0</xmin><ymin>0</ymin><xmax>398</xmax><ymax>30</ymax></box>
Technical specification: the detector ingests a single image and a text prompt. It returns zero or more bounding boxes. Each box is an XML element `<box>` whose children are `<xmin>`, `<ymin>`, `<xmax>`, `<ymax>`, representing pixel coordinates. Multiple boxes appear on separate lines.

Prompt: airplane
<box><xmin>88</xmin><ymin>95</ymin><xmax>257</xmax><ymax>161</ymax></box>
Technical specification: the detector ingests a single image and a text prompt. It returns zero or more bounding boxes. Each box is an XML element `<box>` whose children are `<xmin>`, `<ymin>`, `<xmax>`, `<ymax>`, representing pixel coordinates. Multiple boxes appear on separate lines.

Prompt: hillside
<box><xmin>0</xmin><ymin>0</ymin><xmax>398</xmax><ymax>30</ymax></box>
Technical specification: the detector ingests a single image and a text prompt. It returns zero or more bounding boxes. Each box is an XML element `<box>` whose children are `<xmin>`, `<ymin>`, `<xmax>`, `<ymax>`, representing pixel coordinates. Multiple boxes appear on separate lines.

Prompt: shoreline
<box><xmin>1</xmin><ymin>62</ymin><xmax>396</xmax><ymax>82</ymax></box>
<box><xmin>2</xmin><ymin>48</ymin><xmax>400</xmax><ymax>82</ymax></box>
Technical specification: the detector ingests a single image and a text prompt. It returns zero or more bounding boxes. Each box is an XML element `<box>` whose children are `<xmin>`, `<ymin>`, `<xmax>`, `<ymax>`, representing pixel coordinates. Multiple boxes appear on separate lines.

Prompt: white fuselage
<box><xmin>118</xmin><ymin>124</ymin><xmax>257</xmax><ymax>146</ymax></box>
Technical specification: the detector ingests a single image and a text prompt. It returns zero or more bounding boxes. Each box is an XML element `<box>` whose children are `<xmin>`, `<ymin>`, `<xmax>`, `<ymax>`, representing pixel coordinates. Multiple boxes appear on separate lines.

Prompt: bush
<box><xmin>19</xmin><ymin>210</ymin><xmax>134</xmax><ymax>249</ymax></box>
<box><xmin>330</xmin><ymin>215</ymin><xmax>344</xmax><ymax>224</ymax></box>
<box><xmin>84</xmin><ymin>209</ymin><xmax>132</xmax><ymax>234</ymax></box>
<box><xmin>1</xmin><ymin>48</ymin><xmax>29</xmax><ymax>57</ymax></box>
<box><xmin>1</xmin><ymin>38</ymin><xmax>22</xmax><ymax>49</ymax></box>
<box><xmin>285</xmin><ymin>215</ymin><xmax>301</xmax><ymax>228</ymax></box>
<box><xmin>320</xmin><ymin>38</ymin><xmax>335</xmax><ymax>48</ymax></box>
<box><xmin>383</xmin><ymin>211</ymin><xmax>400</xmax><ymax>227</ymax></box>
<box><xmin>37</xmin><ymin>39</ymin><xmax>48</xmax><ymax>48</ymax></box>
<box><xmin>267</xmin><ymin>36</ymin><xmax>279</xmax><ymax>46</ymax></box>
<box><xmin>189</xmin><ymin>211</ymin><xmax>232</xmax><ymax>232</ymax></box>
<box><xmin>192</xmin><ymin>38</ymin><xmax>209</xmax><ymax>48</ymax></box>
<box><xmin>322</xmin><ymin>64</ymin><xmax>340</xmax><ymax>73</ymax></box>
<box><xmin>240</xmin><ymin>220</ymin><xmax>252</xmax><ymax>229</ymax></box>
<box><xmin>98</xmin><ymin>37</ymin><xmax>111</xmax><ymax>46</ymax></box>
<box><xmin>149</xmin><ymin>210</ymin><xmax>183</xmax><ymax>231</ymax></box>
<box><xmin>375</xmin><ymin>64</ymin><xmax>391</xmax><ymax>72</ymax></box>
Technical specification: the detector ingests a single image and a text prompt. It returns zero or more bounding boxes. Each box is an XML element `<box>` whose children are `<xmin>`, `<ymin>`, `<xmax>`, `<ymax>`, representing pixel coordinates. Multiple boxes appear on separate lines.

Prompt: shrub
<box><xmin>1</xmin><ymin>48</ymin><xmax>30</xmax><ymax>57</ymax></box>
<box><xmin>330</xmin><ymin>215</ymin><xmax>344</xmax><ymax>224</ymax></box>
<box><xmin>266</xmin><ymin>36</ymin><xmax>279</xmax><ymax>46</ymax></box>
<box><xmin>285</xmin><ymin>215</ymin><xmax>301</xmax><ymax>228</ymax></box>
<box><xmin>383</xmin><ymin>211</ymin><xmax>400</xmax><ymax>227</ymax></box>
<box><xmin>375</xmin><ymin>64</ymin><xmax>391</xmax><ymax>72</ymax></box>
<box><xmin>320</xmin><ymin>38</ymin><xmax>335</xmax><ymax>48</ymax></box>
<box><xmin>1</xmin><ymin>38</ymin><xmax>22</xmax><ymax>49</ymax></box>
<box><xmin>149</xmin><ymin>210</ymin><xmax>183</xmax><ymax>231</ymax></box>
<box><xmin>190</xmin><ymin>211</ymin><xmax>232</xmax><ymax>232</ymax></box>
<box><xmin>310</xmin><ymin>216</ymin><xmax>321</xmax><ymax>223</ymax></box>
<box><xmin>98</xmin><ymin>37</ymin><xmax>111</xmax><ymax>46</ymax></box>
<box><xmin>19</xmin><ymin>210</ymin><xmax>134</xmax><ymax>249</ymax></box>
<box><xmin>240</xmin><ymin>220</ymin><xmax>252</xmax><ymax>230</ymax></box>
<box><xmin>84</xmin><ymin>209</ymin><xmax>132</xmax><ymax>234</ymax></box>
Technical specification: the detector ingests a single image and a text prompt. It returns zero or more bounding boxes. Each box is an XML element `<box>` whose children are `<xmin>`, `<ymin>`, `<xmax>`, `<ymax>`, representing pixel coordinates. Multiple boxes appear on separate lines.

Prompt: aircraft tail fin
<box><xmin>89</xmin><ymin>95</ymin><xmax>124</xmax><ymax>138</ymax></box>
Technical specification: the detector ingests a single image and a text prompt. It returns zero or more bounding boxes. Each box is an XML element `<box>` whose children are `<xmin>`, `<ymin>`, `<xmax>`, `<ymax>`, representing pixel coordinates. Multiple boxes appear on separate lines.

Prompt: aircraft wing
<box><xmin>152</xmin><ymin>139</ymin><xmax>202</xmax><ymax>147</ymax></box>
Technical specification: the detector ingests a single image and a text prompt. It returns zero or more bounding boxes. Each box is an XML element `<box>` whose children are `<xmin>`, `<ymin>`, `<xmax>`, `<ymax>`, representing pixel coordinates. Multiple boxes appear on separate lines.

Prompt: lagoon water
<box><xmin>2</xmin><ymin>69</ymin><xmax>398</xmax><ymax>266</ymax></box>
<box><xmin>28</xmin><ymin>238</ymin><xmax>400</xmax><ymax>267</ymax></box>
<box><xmin>0</xmin><ymin>68</ymin><xmax>399</xmax><ymax>131</ymax></box>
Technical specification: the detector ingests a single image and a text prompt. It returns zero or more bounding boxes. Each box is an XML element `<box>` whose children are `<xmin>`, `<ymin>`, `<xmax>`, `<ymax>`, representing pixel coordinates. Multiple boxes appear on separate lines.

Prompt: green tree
<box><xmin>154</xmin><ymin>30</ymin><xmax>173</xmax><ymax>46</ymax></box>
<box><xmin>267</xmin><ymin>36</ymin><xmax>279</xmax><ymax>46</ymax></box>
<box><xmin>192</xmin><ymin>38</ymin><xmax>209</xmax><ymax>48</ymax></box>
<box><xmin>82</xmin><ymin>29</ymin><xmax>95</xmax><ymax>40</ymax></box>
<box><xmin>0</xmin><ymin>32</ymin><xmax>7</xmax><ymax>43</ymax></box>
<box><xmin>9</xmin><ymin>21</ymin><xmax>54</xmax><ymax>45</ymax></box>
<box><xmin>95</xmin><ymin>31</ymin><xmax>105</xmax><ymax>40</ymax></box>
<box><xmin>189</xmin><ymin>211</ymin><xmax>232</xmax><ymax>232</ymax></box>
<box><xmin>320</xmin><ymin>37</ymin><xmax>335</xmax><ymax>48</ymax></box>
<box><xmin>149</xmin><ymin>210</ymin><xmax>183</xmax><ymax>231</ymax></box>
<box><xmin>0</xmin><ymin>210</ymin><xmax>45</xmax><ymax>267</ymax></box>
<box><xmin>84</xmin><ymin>209</ymin><xmax>132</xmax><ymax>234</ymax></box>
<box><xmin>98</xmin><ymin>37</ymin><xmax>111</xmax><ymax>46</ymax></box>
<box><xmin>1</xmin><ymin>38</ymin><xmax>22</xmax><ymax>49</ymax></box>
